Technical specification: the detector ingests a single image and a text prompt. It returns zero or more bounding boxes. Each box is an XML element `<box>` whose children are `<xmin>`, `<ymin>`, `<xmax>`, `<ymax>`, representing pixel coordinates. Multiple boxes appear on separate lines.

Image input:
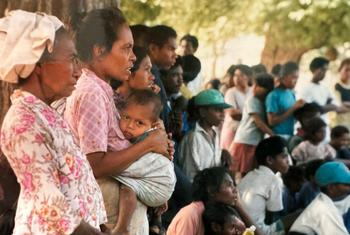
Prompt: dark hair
<box><xmin>251</xmin><ymin>63</ymin><xmax>267</xmax><ymax>76</ymax></box>
<box><xmin>203</xmin><ymin>202</ymin><xmax>239</xmax><ymax>235</ymax></box>
<box><xmin>130</xmin><ymin>46</ymin><xmax>149</xmax><ymax>73</ymax></box>
<box><xmin>206</xmin><ymin>78</ymin><xmax>221</xmax><ymax>90</ymax></box>
<box><xmin>180</xmin><ymin>34</ymin><xmax>199</xmax><ymax>51</ymax></box>
<box><xmin>280</xmin><ymin>61</ymin><xmax>299</xmax><ymax>79</ymax></box>
<box><xmin>331</xmin><ymin>125</ymin><xmax>350</xmax><ymax>139</ymax></box>
<box><xmin>147</xmin><ymin>25</ymin><xmax>177</xmax><ymax>48</ymax></box>
<box><xmin>255</xmin><ymin>136</ymin><xmax>287</xmax><ymax>166</ymax></box>
<box><xmin>76</xmin><ymin>8</ymin><xmax>127</xmax><ymax>62</ymax></box>
<box><xmin>304</xmin><ymin>159</ymin><xmax>325</xmax><ymax>180</ymax></box>
<box><xmin>271</xmin><ymin>64</ymin><xmax>282</xmax><ymax>77</ymax></box>
<box><xmin>304</xmin><ymin>117</ymin><xmax>326</xmax><ymax>137</ymax></box>
<box><xmin>159</xmin><ymin>56</ymin><xmax>183</xmax><ymax>79</ymax></box>
<box><xmin>282</xmin><ymin>166</ymin><xmax>304</xmax><ymax>186</ymax></box>
<box><xmin>123</xmin><ymin>89</ymin><xmax>162</xmax><ymax>121</ymax></box>
<box><xmin>226</xmin><ymin>65</ymin><xmax>236</xmax><ymax>78</ymax></box>
<box><xmin>130</xmin><ymin>24</ymin><xmax>150</xmax><ymax>47</ymax></box>
<box><xmin>187</xmin><ymin>96</ymin><xmax>198</xmax><ymax>122</ymax></box>
<box><xmin>192</xmin><ymin>167</ymin><xmax>230</xmax><ymax>203</ymax></box>
<box><xmin>294</xmin><ymin>102</ymin><xmax>322</xmax><ymax>121</ymax></box>
<box><xmin>339</xmin><ymin>58</ymin><xmax>350</xmax><ymax>72</ymax></box>
<box><xmin>254</xmin><ymin>73</ymin><xmax>274</xmax><ymax>93</ymax></box>
<box><xmin>182</xmin><ymin>55</ymin><xmax>201</xmax><ymax>83</ymax></box>
<box><xmin>236</xmin><ymin>64</ymin><xmax>253</xmax><ymax>78</ymax></box>
<box><xmin>309</xmin><ymin>57</ymin><xmax>329</xmax><ymax>72</ymax></box>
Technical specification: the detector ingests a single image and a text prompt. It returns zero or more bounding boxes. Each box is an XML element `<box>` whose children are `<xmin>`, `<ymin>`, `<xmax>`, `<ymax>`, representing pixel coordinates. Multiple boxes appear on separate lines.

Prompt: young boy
<box><xmin>230</xmin><ymin>73</ymin><xmax>275</xmax><ymax>176</ymax></box>
<box><xmin>237</xmin><ymin>136</ymin><xmax>290</xmax><ymax>235</ymax></box>
<box><xmin>290</xmin><ymin>161</ymin><xmax>350</xmax><ymax>235</ymax></box>
<box><xmin>178</xmin><ymin>89</ymin><xmax>231</xmax><ymax>182</ymax></box>
<box><xmin>330</xmin><ymin>125</ymin><xmax>350</xmax><ymax>160</ymax></box>
<box><xmin>112</xmin><ymin>90</ymin><xmax>176</xmax><ymax>234</ymax></box>
<box><xmin>266</xmin><ymin>62</ymin><xmax>305</xmax><ymax>139</ymax></box>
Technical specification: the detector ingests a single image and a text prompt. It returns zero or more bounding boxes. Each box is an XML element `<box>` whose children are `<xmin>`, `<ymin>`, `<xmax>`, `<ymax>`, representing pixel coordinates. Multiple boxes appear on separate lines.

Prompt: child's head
<box><xmin>233</xmin><ymin>64</ymin><xmax>253</xmax><ymax>89</ymax></box>
<box><xmin>304</xmin><ymin>159</ymin><xmax>325</xmax><ymax>182</ymax></box>
<box><xmin>255</xmin><ymin>136</ymin><xmax>289</xmax><ymax>174</ymax></box>
<box><xmin>331</xmin><ymin>125</ymin><xmax>350</xmax><ymax>150</ymax></box>
<box><xmin>119</xmin><ymin>89</ymin><xmax>162</xmax><ymax>140</ymax></box>
<box><xmin>179</xmin><ymin>34</ymin><xmax>199</xmax><ymax>56</ymax></box>
<box><xmin>304</xmin><ymin>117</ymin><xmax>327</xmax><ymax>143</ymax></box>
<box><xmin>316</xmin><ymin>161</ymin><xmax>350</xmax><ymax>199</ymax></box>
<box><xmin>192</xmin><ymin>167</ymin><xmax>237</xmax><ymax>205</ymax></box>
<box><xmin>294</xmin><ymin>102</ymin><xmax>322</xmax><ymax>128</ymax></box>
<box><xmin>193</xmin><ymin>89</ymin><xmax>231</xmax><ymax>127</ymax></box>
<box><xmin>309</xmin><ymin>57</ymin><xmax>329</xmax><ymax>83</ymax></box>
<box><xmin>160</xmin><ymin>56</ymin><xmax>183</xmax><ymax>95</ymax></box>
<box><xmin>280</xmin><ymin>61</ymin><xmax>299</xmax><ymax>89</ymax></box>
<box><xmin>205</xmin><ymin>78</ymin><xmax>222</xmax><ymax>90</ymax></box>
<box><xmin>182</xmin><ymin>54</ymin><xmax>201</xmax><ymax>84</ymax></box>
<box><xmin>282</xmin><ymin>166</ymin><xmax>305</xmax><ymax>193</ymax></box>
<box><xmin>252</xmin><ymin>73</ymin><xmax>274</xmax><ymax>98</ymax></box>
<box><xmin>339</xmin><ymin>58</ymin><xmax>350</xmax><ymax>83</ymax></box>
<box><xmin>203</xmin><ymin>202</ymin><xmax>246</xmax><ymax>235</ymax></box>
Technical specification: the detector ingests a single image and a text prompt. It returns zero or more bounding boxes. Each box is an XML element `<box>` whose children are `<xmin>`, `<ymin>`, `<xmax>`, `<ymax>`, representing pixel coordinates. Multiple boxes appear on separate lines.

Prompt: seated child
<box><xmin>111</xmin><ymin>90</ymin><xmax>176</xmax><ymax>234</ymax></box>
<box><xmin>230</xmin><ymin>73</ymin><xmax>275</xmax><ymax>177</ymax></box>
<box><xmin>288</xmin><ymin>102</ymin><xmax>322</xmax><ymax>153</ymax></box>
<box><xmin>330</xmin><ymin>125</ymin><xmax>350</xmax><ymax>160</ymax></box>
<box><xmin>202</xmin><ymin>202</ymin><xmax>246</xmax><ymax>235</ymax></box>
<box><xmin>290</xmin><ymin>162</ymin><xmax>350</xmax><ymax>235</ymax></box>
<box><xmin>238</xmin><ymin>136</ymin><xmax>290</xmax><ymax>235</ymax></box>
<box><xmin>292</xmin><ymin>117</ymin><xmax>336</xmax><ymax>165</ymax></box>
<box><xmin>178</xmin><ymin>89</ymin><xmax>231</xmax><ymax>182</ymax></box>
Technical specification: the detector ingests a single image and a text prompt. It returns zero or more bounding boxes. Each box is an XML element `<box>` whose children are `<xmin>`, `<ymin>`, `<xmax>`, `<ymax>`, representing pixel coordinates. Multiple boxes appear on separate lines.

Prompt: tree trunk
<box><xmin>261</xmin><ymin>29</ymin><xmax>309</xmax><ymax>71</ymax></box>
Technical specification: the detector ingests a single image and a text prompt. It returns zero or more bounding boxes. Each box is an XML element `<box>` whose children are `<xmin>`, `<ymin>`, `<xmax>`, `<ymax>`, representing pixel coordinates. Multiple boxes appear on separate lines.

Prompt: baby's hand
<box><xmin>153</xmin><ymin>119</ymin><xmax>165</xmax><ymax>130</ymax></box>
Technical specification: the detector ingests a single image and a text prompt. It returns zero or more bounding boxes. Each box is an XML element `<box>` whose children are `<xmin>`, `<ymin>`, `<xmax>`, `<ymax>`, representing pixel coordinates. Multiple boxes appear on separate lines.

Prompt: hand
<box><xmin>146</xmin><ymin>129</ymin><xmax>171</xmax><ymax>159</ymax></box>
<box><xmin>153</xmin><ymin>119</ymin><xmax>165</xmax><ymax>130</ymax></box>
<box><xmin>293</xmin><ymin>99</ymin><xmax>306</xmax><ymax>110</ymax></box>
<box><xmin>150</xmin><ymin>84</ymin><xmax>161</xmax><ymax>94</ymax></box>
<box><xmin>154</xmin><ymin>202</ymin><xmax>168</xmax><ymax>216</ymax></box>
<box><xmin>167</xmin><ymin>136</ymin><xmax>175</xmax><ymax>161</ymax></box>
<box><xmin>337</xmin><ymin>105</ymin><xmax>350</xmax><ymax>113</ymax></box>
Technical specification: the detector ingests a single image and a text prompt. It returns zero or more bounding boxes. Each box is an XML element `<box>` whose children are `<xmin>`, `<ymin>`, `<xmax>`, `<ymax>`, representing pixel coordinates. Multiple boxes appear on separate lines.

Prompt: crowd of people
<box><xmin>0</xmin><ymin>7</ymin><xmax>350</xmax><ymax>235</ymax></box>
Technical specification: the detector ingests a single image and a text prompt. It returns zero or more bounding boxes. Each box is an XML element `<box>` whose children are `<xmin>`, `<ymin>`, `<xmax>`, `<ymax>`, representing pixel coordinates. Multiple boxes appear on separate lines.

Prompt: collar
<box><xmin>194</xmin><ymin>122</ymin><xmax>217</xmax><ymax>136</ymax></box>
<box><xmin>11</xmin><ymin>89</ymin><xmax>45</xmax><ymax>108</ymax></box>
<box><xmin>257</xmin><ymin>165</ymin><xmax>276</xmax><ymax>176</ymax></box>
<box><xmin>81</xmin><ymin>68</ymin><xmax>114</xmax><ymax>99</ymax></box>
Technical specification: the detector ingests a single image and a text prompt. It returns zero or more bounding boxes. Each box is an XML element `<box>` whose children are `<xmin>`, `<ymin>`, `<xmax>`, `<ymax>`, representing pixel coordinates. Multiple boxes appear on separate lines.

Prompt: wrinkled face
<box><xmin>270</xmin><ymin>148</ymin><xmax>290</xmax><ymax>174</ymax></box>
<box><xmin>212</xmin><ymin>174</ymin><xmax>238</xmax><ymax>205</ymax></box>
<box><xmin>162</xmin><ymin>65</ymin><xmax>184</xmax><ymax>94</ymax></box>
<box><xmin>332</xmin><ymin>133</ymin><xmax>350</xmax><ymax>150</ymax></box>
<box><xmin>128</xmin><ymin>56</ymin><xmax>155</xmax><ymax>90</ymax></box>
<box><xmin>152</xmin><ymin>37</ymin><xmax>177</xmax><ymax>70</ymax></box>
<box><xmin>313</xmin><ymin>64</ymin><xmax>328</xmax><ymax>83</ymax></box>
<box><xmin>233</xmin><ymin>69</ymin><xmax>249</xmax><ymax>88</ymax></box>
<box><xmin>219</xmin><ymin>216</ymin><xmax>246</xmax><ymax>235</ymax></box>
<box><xmin>119</xmin><ymin>103</ymin><xmax>154</xmax><ymax>140</ymax></box>
<box><xmin>179</xmin><ymin>39</ymin><xmax>195</xmax><ymax>56</ymax></box>
<box><xmin>100</xmin><ymin>24</ymin><xmax>136</xmax><ymax>81</ymax></box>
<box><xmin>200</xmin><ymin>106</ymin><xmax>225</xmax><ymax>127</ymax></box>
<box><xmin>40</xmin><ymin>33</ymin><xmax>81</xmax><ymax>101</ymax></box>
<box><xmin>340</xmin><ymin>64</ymin><xmax>350</xmax><ymax>83</ymax></box>
<box><xmin>282</xmin><ymin>70</ymin><xmax>299</xmax><ymax>89</ymax></box>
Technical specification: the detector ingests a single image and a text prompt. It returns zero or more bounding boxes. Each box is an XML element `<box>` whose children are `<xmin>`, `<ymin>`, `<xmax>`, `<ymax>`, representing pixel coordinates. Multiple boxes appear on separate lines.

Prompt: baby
<box><xmin>112</xmin><ymin>89</ymin><xmax>176</xmax><ymax>235</ymax></box>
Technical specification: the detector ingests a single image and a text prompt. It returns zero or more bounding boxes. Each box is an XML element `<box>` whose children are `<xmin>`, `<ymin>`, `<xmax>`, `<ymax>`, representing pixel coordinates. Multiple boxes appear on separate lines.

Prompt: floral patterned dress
<box><xmin>0</xmin><ymin>90</ymin><xmax>106</xmax><ymax>235</ymax></box>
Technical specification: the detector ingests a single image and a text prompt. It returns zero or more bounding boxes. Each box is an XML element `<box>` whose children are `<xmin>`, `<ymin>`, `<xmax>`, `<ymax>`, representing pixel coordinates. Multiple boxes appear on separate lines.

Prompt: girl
<box><xmin>292</xmin><ymin>117</ymin><xmax>336</xmax><ymax>165</ymax></box>
<box><xmin>221</xmin><ymin>65</ymin><xmax>253</xmax><ymax>151</ymax></box>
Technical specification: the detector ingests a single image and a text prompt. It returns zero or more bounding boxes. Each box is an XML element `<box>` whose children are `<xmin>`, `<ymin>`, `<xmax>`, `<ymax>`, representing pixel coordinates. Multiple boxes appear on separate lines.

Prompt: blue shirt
<box><xmin>266</xmin><ymin>88</ymin><xmax>296</xmax><ymax>136</ymax></box>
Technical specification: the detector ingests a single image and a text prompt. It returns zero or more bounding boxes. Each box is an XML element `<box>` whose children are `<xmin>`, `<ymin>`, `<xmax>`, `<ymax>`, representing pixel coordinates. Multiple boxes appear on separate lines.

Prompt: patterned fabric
<box><xmin>64</xmin><ymin>68</ymin><xmax>130</xmax><ymax>154</ymax></box>
<box><xmin>0</xmin><ymin>90</ymin><xmax>106</xmax><ymax>235</ymax></box>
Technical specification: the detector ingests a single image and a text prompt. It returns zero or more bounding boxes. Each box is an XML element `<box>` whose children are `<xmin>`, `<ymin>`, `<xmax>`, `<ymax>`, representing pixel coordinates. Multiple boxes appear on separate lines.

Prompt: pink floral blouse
<box><xmin>0</xmin><ymin>90</ymin><xmax>106</xmax><ymax>235</ymax></box>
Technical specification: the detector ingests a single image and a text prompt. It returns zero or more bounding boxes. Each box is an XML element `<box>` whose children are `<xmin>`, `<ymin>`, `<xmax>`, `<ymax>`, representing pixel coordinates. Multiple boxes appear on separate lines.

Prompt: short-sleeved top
<box><xmin>178</xmin><ymin>122</ymin><xmax>222</xmax><ymax>182</ymax></box>
<box><xmin>292</xmin><ymin>140</ymin><xmax>336</xmax><ymax>165</ymax></box>
<box><xmin>290</xmin><ymin>193</ymin><xmax>349</xmax><ymax>235</ymax></box>
<box><xmin>238</xmin><ymin>166</ymin><xmax>285</xmax><ymax>235</ymax></box>
<box><xmin>64</xmin><ymin>69</ymin><xmax>130</xmax><ymax>154</ymax></box>
<box><xmin>166</xmin><ymin>201</ymin><xmax>205</xmax><ymax>235</ymax></box>
<box><xmin>0</xmin><ymin>90</ymin><xmax>106</xmax><ymax>235</ymax></box>
<box><xmin>234</xmin><ymin>95</ymin><xmax>266</xmax><ymax>146</ymax></box>
<box><xmin>266</xmin><ymin>88</ymin><xmax>296</xmax><ymax>136</ymax></box>
<box><xmin>331</xmin><ymin>81</ymin><xmax>350</xmax><ymax>129</ymax></box>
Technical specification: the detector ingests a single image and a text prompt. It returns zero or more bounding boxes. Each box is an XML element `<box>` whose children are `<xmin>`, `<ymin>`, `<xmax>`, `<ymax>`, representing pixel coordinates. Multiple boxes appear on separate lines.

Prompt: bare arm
<box><xmin>267</xmin><ymin>99</ymin><xmax>305</xmax><ymax>126</ymax></box>
<box><xmin>227</xmin><ymin>108</ymin><xmax>243</xmax><ymax>121</ymax></box>
<box><xmin>251</xmin><ymin>113</ymin><xmax>274</xmax><ymax>136</ymax></box>
<box><xmin>87</xmin><ymin>129</ymin><xmax>169</xmax><ymax>178</ymax></box>
<box><xmin>72</xmin><ymin>221</ymin><xmax>108</xmax><ymax>235</ymax></box>
<box><xmin>321</xmin><ymin>104</ymin><xmax>338</xmax><ymax>113</ymax></box>
<box><xmin>234</xmin><ymin>202</ymin><xmax>263</xmax><ymax>235</ymax></box>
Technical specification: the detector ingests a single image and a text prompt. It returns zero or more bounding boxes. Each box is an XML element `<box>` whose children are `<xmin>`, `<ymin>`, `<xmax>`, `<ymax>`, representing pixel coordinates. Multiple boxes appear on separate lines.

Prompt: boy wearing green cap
<box><xmin>290</xmin><ymin>161</ymin><xmax>350</xmax><ymax>235</ymax></box>
<box><xmin>178</xmin><ymin>89</ymin><xmax>231</xmax><ymax>181</ymax></box>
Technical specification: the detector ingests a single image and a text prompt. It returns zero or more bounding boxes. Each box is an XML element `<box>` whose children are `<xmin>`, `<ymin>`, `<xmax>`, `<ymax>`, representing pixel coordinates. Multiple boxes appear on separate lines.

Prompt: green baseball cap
<box><xmin>194</xmin><ymin>89</ymin><xmax>232</xmax><ymax>109</ymax></box>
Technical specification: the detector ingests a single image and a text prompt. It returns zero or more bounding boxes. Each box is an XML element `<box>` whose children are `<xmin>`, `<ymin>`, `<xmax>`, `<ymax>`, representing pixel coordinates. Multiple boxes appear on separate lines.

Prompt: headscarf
<box><xmin>0</xmin><ymin>10</ymin><xmax>63</xmax><ymax>83</ymax></box>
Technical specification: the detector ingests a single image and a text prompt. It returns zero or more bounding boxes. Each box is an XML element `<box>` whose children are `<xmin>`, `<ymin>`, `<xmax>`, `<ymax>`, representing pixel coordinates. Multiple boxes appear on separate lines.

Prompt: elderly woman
<box><xmin>0</xmin><ymin>10</ymin><xmax>107</xmax><ymax>235</ymax></box>
<box><xmin>63</xmin><ymin>8</ymin><xmax>170</xmax><ymax>234</ymax></box>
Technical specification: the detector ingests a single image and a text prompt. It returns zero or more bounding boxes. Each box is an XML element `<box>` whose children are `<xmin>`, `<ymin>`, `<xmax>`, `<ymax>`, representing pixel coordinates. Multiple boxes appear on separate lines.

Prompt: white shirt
<box><xmin>290</xmin><ymin>193</ymin><xmax>349</xmax><ymax>235</ymax></box>
<box><xmin>238</xmin><ymin>166</ymin><xmax>285</xmax><ymax>235</ymax></box>
<box><xmin>178</xmin><ymin>122</ymin><xmax>222</xmax><ymax>182</ymax></box>
<box><xmin>292</xmin><ymin>140</ymin><xmax>336</xmax><ymax>165</ymax></box>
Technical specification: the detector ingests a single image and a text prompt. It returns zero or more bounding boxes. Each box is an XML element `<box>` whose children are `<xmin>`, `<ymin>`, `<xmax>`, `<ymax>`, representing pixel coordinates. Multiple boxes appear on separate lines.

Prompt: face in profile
<box><xmin>179</xmin><ymin>39</ymin><xmax>195</xmax><ymax>56</ymax></box>
<box><xmin>155</xmin><ymin>37</ymin><xmax>177</xmax><ymax>70</ymax></box>
<box><xmin>128</xmin><ymin>55</ymin><xmax>155</xmax><ymax>90</ymax></box>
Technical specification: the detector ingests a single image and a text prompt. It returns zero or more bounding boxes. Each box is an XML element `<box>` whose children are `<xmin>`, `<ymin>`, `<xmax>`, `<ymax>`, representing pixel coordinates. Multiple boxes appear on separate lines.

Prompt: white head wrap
<box><xmin>0</xmin><ymin>10</ymin><xmax>63</xmax><ymax>83</ymax></box>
